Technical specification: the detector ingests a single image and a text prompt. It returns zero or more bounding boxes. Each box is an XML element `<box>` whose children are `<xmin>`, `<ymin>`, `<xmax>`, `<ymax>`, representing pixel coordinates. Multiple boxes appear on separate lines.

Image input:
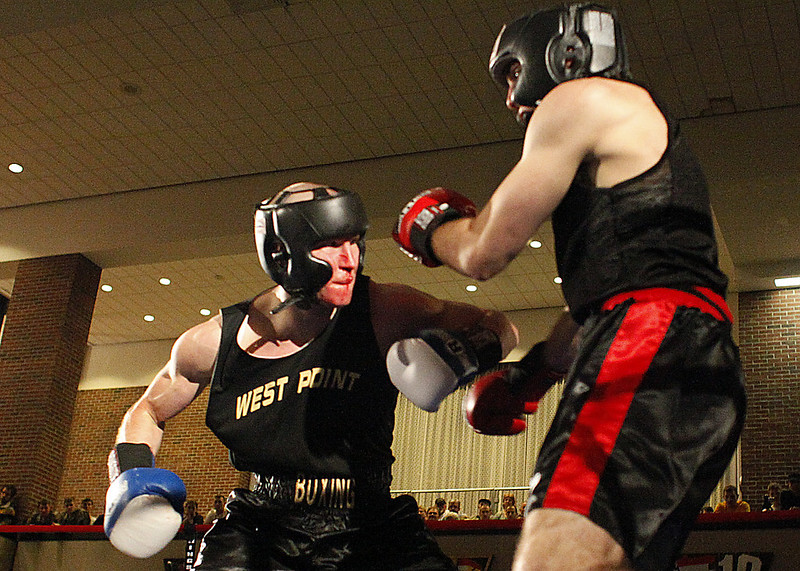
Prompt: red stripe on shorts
<box><xmin>542</xmin><ymin>300</ymin><xmax>675</xmax><ymax>515</ymax></box>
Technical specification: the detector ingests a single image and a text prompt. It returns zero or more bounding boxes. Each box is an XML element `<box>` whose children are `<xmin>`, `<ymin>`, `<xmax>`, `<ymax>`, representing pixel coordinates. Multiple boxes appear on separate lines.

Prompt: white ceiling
<box><xmin>1</xmin><ymin>0</ymin><xmax>799</xmax><ymax>346</ymax></box>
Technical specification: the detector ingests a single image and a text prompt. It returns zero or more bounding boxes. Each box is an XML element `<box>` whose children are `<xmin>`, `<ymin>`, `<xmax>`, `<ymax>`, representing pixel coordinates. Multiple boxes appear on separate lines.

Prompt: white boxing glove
<box><xmin>387</xmin><ymin>328</ymin><xmax>501</xmax><ymax>412</ymax></box>
<box><xmin>105</xmin><ymin>443</ymin><xmax>186</xmax><ymax>559</ymax></box>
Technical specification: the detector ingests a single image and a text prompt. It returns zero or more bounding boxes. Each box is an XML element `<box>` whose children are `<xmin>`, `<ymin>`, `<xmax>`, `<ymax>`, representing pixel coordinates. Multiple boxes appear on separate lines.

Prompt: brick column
<box><xmin>0</xmin><ymin>254</ymin><xmax>101</xmax><ymax>521</ymax></box>
<box><xmin>739</xmin><ymin>288</ymin><xmax>800</xmax><ymax>504</ymax></box>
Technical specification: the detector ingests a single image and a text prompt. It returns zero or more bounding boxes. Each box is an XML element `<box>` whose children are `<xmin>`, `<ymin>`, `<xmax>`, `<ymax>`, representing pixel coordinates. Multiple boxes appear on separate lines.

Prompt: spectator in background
<box><xmin>441</xmin><ymin>500</ymin><xmax>467</xmax><ymax>520</ymax></box>
<box><xmin>780</xmin><ymin>473</ymin><xmax>800</xmax><ymax>510</ymax></box>
<box><xmin>434</xmin><ymin>497</ymin><xmax>447</xmax><ymax>520</ymax></box>
<box><xmin>57</xmin><ymin>497</ymin><xmax>90</xmax><ymax>525</ymax></box>
<box><xmin>494</xmin><ymin>493</ymin><xmax>517</xmax><ymax>519</ymax></box>
<box><xmin>183</xmin><ymin>500</ymin><xmax>204</xmax><ymax>529</ymax></box>
<box><xmin>504</xmin><ymin>504</ymin><xmax>521</xmax><ymax>520</ymax></box>
<box><xmin>714</xmin><ymin>485</ymin><xmax>750</xmax><ymax>513</ymax></box>
<box><xmin>426</xmin><ymin>506</ymin><xmax>441</xmax><ymax>521</ymax></box>
<box><xmin>474</xmin><ymin>498</ymin><xmax>492</xmax><ymax>520</ymax></box>
<box><xmin>0</xmin><ymin>485</ymin><xmax>18</xmax><ymax>525</ymax></box>
<box><xmin>28</xmin><ymin>499</ymin><xmax>56</xmax><ymax>525</ymax></box>
<box><xmin>475</xmin><ymin>503</ymin><xmax>493</xmax><ymax>521</ymax></box>
<box><xmin>204</xmin><ymin>494</ymin><xmax>226</xmax><ymax>525</ymax></box>
<box><xmin>81</xmin><ymin>497</ymin><xmax>99</xmax><ymax>524</ymax></box>
<box><xmin>762</xmin><ymin>482</ymin><xmax>782</xmax><ymax>511</ymax></box>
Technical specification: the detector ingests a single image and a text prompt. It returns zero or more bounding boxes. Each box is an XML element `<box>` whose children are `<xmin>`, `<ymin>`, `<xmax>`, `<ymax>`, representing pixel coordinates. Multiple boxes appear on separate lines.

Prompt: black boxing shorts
<box><xmin>192</xmin><ymin>486</ymin><xmax>455</xmax><ymax>570</ymax></box>
<box><xmin>526</xmin><ymin>287</ymin><xmax>746</xmax><ymax>571</ymax></box>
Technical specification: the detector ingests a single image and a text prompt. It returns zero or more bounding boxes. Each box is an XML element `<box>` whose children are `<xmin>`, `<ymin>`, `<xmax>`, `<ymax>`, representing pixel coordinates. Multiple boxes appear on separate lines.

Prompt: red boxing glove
<box><xmin>463</xmin><ymin>342</ymin><xmax>563</xmax><ymax>435</ymax></box>
<box><xmin>393</xmin><ymin>187</ymin><xmax>477</xmax><ymax>267</ymax></box>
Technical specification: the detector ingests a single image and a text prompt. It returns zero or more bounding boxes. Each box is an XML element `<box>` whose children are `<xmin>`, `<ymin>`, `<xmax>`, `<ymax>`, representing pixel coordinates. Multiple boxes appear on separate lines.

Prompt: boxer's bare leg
<box><xmin>512</xmin><ymin>508</ymin><xmax>632</xmax><ymax>571</ymax></box>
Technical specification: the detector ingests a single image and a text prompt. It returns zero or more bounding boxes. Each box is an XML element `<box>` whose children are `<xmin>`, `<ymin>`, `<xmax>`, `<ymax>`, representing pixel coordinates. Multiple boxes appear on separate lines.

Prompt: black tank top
<box><xmin>205</xmin><ymin>275</ymin><xmax>397</xmax><ymax>477</ymax></box>
<box><xmin>552</xmin><ymin>85</ymin><xmax>728</xmax><ymax>323</ymax></box>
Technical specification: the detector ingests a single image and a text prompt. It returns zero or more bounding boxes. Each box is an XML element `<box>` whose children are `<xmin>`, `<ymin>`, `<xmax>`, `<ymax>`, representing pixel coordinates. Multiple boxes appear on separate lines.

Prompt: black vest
<box><xmin>206</xmin><ymin>275</ymin><xmax>397</xmax><ymax>477</ymax></box>
<box><xmin>552</xmin><ymin>85</ymin><xmax>728</xmax><ymax>323</ymax></box>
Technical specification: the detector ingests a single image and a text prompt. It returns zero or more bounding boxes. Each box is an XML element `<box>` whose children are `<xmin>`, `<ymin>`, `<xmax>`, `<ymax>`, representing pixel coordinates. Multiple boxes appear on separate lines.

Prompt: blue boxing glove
<box><xmin>105</xmin><ymin>443</ymin><xmax>186</xmax><ymax>559</ymax></box>
<box><xmin>386</xmin><ymin>327</ymin><xmax>502</xmax><ymax>412</ymax></box>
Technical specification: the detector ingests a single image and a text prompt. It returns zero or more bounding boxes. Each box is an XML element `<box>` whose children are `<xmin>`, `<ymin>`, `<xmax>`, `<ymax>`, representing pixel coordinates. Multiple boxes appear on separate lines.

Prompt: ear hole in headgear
<box><xmin>268</xmin><ymin>240</ymin><xmax>287</xmax><ymax>266</ymax></box>
<box><xmin>489</xmin><ymin>3</ymin><xmax>628</xmax><ymax>112</ymax></box>
<box><xmin>546</xmin><ymin>6</ymin><xmax>591</xmax><ymax>83</ymax></box>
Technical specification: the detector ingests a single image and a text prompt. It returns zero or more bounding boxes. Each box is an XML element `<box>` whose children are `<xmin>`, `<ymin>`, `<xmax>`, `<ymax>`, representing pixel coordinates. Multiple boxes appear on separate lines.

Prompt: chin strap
<box><xmin>270</xmin><ymin>293</ymin><xmax>314</xmax><ymax>315</ymax></box>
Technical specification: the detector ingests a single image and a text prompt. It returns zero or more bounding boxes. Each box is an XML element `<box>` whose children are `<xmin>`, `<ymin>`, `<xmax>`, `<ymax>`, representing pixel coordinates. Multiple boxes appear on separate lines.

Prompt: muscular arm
<box><xmin>431</xmin><ymin>78</ymin><xmax>667</xmax><ymax>281</ymax></box>
<box><xmin>369</xmin><ymin>280</ymin><xmax>518</xmax><ymax>358</ymax></box>
<box><xmin>116</xmin><ymin>316</ymin><xmax>222</xmax><ymax>455</ymax></box>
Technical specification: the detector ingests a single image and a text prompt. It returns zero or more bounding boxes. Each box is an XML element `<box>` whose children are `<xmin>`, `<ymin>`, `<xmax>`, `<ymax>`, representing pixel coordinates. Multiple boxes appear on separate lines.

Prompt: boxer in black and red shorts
<box><xmin>392</xmin><ymin>3</ymin><xmax>746</xmax><ymax>569</ymax></box>
<box><xmin>529</xmin><ymin>286</ymin><xmax>745</xmax><ymax>569</ymax></box>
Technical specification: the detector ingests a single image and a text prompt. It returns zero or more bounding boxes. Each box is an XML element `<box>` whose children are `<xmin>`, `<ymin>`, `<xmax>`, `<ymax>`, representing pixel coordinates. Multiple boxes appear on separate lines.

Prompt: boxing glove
<box><xmin>387</xmin><ymin>327</ymin><xmax>502</xmax><ymax>412</ymax></box>
<box><xmin>463</xmin><ymin>342</ymin><xmax>563</xmax><ymax>435</ymax></box>
<box><xmin>105</xmin><ymin>443</ymin><xmax>186</xmax><ymax>559</ymax></box>
<box><xmin>393</xmin><ymin>187</ymin><xmax>477</xmax><ymax>267</ymax></box>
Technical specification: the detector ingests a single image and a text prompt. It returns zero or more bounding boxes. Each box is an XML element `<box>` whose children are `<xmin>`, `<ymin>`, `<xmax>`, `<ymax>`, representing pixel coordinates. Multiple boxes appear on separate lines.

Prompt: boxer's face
<box><xmin>311</xmin><ymin>237</ymin><xmax>360</xmax><ymax>307</ymax></box>
<box><xmin>505</xmin><ymin>61</ymin><xmax>535</xmax><ymax>125</ymax></box>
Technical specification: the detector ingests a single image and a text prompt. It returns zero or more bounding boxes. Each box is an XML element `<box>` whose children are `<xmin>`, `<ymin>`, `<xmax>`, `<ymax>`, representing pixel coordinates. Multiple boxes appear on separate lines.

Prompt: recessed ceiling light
<box><xmin>143</xmin><ymin>314</ymin><xmax>155</xmax><ymax>322</ymax></box>
<box><xmin>100</xmin><ymin>284</ymin><xmax>113</xmax><ymax>292</ymax></box>
<box><xmin>529</xmin><ymin>240</ymin><xmax>542</xmax><ymax>248</ymax></box>
<box><xmin>466</xmin><ymin>284</ymin><xmax>478</xmax><ymax>292</ymax></box>
<box><xmin>200</xmin><ymin>308</ymin><xmax>211</xmax><ymax>316</ymax></box>
<box><xmin>774</xmin><ymin>276</ymin><xmax>800</xmax><ymax>288</ymax></box>
<box><xmin>553</xmin><ymin>276</ymin><xmax>562</xmax><ymax>284</ymax></box>
<box><xmin>8</xmin><ymin>163</ymin><xmax>23</xmax><ymax>173</ymax></box>
<box><xmin>159</xmin><ymin>277</ymin><xmax>171</xmax><ymax>285</ymax></box>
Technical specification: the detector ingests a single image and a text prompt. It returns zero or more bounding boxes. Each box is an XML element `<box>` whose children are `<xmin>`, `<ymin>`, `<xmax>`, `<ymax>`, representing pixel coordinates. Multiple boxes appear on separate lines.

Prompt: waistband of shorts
<box><xmin>252</xmin><ymin>468</ymin><xmax>391</xmax><ymax>510</ymax></box>
<box><xmin>601</xmin><ymin>286</ymin><xmax>732</xmax><ymax>322</ymax></box>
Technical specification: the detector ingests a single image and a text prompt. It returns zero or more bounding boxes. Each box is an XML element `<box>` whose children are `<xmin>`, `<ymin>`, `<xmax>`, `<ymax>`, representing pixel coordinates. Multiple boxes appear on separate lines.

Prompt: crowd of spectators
<box><xmin>418</xmin><ymin>494</ymin><xmax>525</xmax><ymax>521</ymax></box>
<box><xmin>417</xmin><ymin>473</ymin><xmax>800</xmax><ymax>523</ymax></box>
<box><xmin>0</xmin><ymin>490</ymin><xmax>98</xmax><ymax>526</ymax></box>
<box><xmin>696</xmin><ymin>473</ymin><xmax>800</xmax><ymax>514</ymax></box>
<box><xmin>3</xmin><ymin>475</ymin><xmax>799</xmax><ymax>529</ymax></box>
<box><xmin>0</xmin><ymin>485</ymin><xmax>228</xmax><ymax>528</ymax></box>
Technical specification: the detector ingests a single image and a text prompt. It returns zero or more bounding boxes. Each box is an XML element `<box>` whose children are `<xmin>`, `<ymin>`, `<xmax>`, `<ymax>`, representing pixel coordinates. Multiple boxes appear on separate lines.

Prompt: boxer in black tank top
<box><xmin>393</xmin><ymin>5</ymin><xmax>745</xmax><ymax>570</ymax></box>
<box><xmin>106</xmin><ymin>183</ymin><xmax>518</xmax><ymax>569</ymax></box>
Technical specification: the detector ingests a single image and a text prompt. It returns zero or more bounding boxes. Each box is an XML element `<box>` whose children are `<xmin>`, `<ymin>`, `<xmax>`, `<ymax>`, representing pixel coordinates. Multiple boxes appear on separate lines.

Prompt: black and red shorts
<box><xmin>527</xmin><ymin>287</ymin><xmax>746</xmax><ymax>571</ymax></box>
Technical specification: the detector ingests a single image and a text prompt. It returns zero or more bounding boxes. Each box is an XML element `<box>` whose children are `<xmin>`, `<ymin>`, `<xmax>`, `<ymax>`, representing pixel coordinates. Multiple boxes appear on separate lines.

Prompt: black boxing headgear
<box><xmin>489</xmin><ymin>3</ymin><xmax>629</xmax><ymax>114</ymax></box>
<box><xmin>254</xmin><ymin>186</ymin><xmax>369</xmax><ymax>308</ymax></box>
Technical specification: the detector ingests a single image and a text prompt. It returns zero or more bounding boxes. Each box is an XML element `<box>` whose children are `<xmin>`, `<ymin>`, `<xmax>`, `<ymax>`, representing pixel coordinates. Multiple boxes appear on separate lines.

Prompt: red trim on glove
<box><xmin>395</xmin><ymin>191</ymin><xmax>443</xmax><ymax>251</ymax></box>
